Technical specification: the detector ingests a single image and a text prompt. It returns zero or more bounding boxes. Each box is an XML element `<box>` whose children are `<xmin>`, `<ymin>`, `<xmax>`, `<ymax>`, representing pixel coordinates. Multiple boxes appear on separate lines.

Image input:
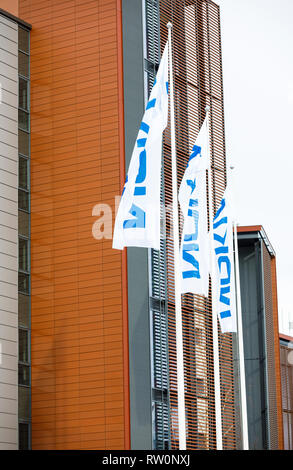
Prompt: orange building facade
<box><xmin>18</xmin><ymin>0</ymin><xmax>130</xmax><ymax>449</ymax></box>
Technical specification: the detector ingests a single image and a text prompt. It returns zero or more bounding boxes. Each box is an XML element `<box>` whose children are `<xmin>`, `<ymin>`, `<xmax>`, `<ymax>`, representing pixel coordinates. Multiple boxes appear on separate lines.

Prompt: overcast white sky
<box><xmin>216</xmin><ymin>0</ymin><xmax>293</xmax><ymax>335</ymax></box>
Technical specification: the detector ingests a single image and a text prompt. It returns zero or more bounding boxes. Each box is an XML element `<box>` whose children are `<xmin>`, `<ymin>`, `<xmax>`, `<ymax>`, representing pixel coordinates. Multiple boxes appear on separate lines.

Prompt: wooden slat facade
<box><xmin>19</xmin><ymin>0</ymin><xmax>130</xmax><ymax>450</ymax></box>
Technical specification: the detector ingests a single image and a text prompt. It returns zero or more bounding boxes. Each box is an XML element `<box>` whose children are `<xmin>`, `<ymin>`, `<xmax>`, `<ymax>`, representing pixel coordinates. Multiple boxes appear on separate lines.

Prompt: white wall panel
<box><xmin>0</xmin><ymin>102</ymin><xmax>18</xmax><ymax>122</ymax></box>
<box><xmin>0</xmin><ymin>13</ymin><xmax>18</xmax><ymax>450</ymax></box>
<box><xmin>0</xmin><ymin>115</ymin><xmax>18</xmax><ymax>135</ymax></box>
<box><xmin>0</xmin><ymin>156</ymin><xmax>17</xmax><ymax>174</ymax></box>
<box><xmin>0</xmin><ymin>15</ymin><xmax>18</xmax><ymax>30</ymax></box>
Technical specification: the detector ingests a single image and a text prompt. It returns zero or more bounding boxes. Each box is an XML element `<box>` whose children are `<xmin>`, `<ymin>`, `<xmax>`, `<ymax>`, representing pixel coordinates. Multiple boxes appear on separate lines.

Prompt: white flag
<box><xmin>179</xmin><ymin>117</ymin><xmax>209</xmax><ymax>296</ymax></box>
<box><xmin>212</xmin><ymin>187</ymin><xmax>237</xmax><ymax>333</ymax></box>
<box><xmin>113</xmin><ymin>43</ymin><xmax>169</xmax><ymax>250</ymax></box>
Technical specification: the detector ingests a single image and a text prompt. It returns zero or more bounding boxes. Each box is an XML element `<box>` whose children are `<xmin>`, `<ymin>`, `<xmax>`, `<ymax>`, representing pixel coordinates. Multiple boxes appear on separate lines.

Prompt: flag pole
<box><xmin>167</xmin><ymin>22</ymin><xmax>187</xmax><ymax>450</ymax></box>
<box><xmin>206</xmin><ymin>106</ymin><xmax>223</xmax><ymax>450</ymax></box>
<box><xmin>233</xmin><ymin>217</ymin><xmax>249</xmax><ymax>450</ymax></box>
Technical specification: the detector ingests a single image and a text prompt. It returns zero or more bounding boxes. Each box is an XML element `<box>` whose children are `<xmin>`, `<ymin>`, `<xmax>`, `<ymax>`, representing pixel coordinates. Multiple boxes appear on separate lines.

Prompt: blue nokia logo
<box><xmin>213</xmin><ymin>198</ymin><xmax>232</xmax><ymax>320</ymax></box>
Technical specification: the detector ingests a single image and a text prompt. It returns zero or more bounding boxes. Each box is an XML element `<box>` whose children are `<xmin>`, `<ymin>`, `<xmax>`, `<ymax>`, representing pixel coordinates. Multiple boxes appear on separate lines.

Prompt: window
<box><xmin>19</xmin><ymin>329</ymin><xmax>30</xmax><ymax>386</ymax></box>
<box><xmin>18</xmin><ymin>28</ymin><xmax>29</xmax><ymax>54</ymax></box>
<box><xmin>18</xmin><ymin>51</ymin><xmax>29</xmax><ymax>78</ymax></box>
<box><xmin>19</xmin><ymin>237</ymin><xmax>29</xmax><ymax>272</ymax></box>
<box><xmin>18</xmin><ymin>272</ymin><xmax>30</xmax><ymax>294</ymax></box>
<box><xmin>19</xmin><ymin>329</ymin><xmax>29</xmax><ymax>363</ymax></box>
<box><xmin>18</xmin><ymin>189</ymin><xmax>29</xmax><ymax>212</ymax></box>
<box><xmin>18</xmin><ymin>364</ymin><xmax>30</xmax><ymax>386</ymax></box>
<box><xmin>19</xmin><ymin>422</ymin><xmax>30</xmax><ymax>450</ymax></box>
<box><xmin>18</xmin><ymin>24</ymin><xmax>31</xmax><ymax>450</ymax></box>
<box><xmin>19</xmin><ymin>78</ymin><xmax>29</xmax><ymax>111</ymax></box>
<box><xmin>19</xmin><ymin>156</ymin><xmax>29</xmax><ymax>190</ymax></box>
<box><xmin>18</xmin><ymin>109</ymin><xmax>29</xmax><ymax>131</ymax></box>
<box><xmin>18</xmin><ymin>130</ymin><xmax>29</xmax><ymax>156</ymax></box>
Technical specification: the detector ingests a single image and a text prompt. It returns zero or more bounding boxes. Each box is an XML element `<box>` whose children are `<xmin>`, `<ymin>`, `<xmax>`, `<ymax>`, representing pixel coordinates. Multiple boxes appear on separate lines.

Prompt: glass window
<box><xmin>19</xmin><ymin>329</ymin><xmax>29</xmax><ymax>363</ymax></box>
<box><xmin>18</xmin><ymin>386</ymin><xmax>30</xmax><ymax>421</ymax></box>
<box><xmin>19</xmin><ymin>28</ymin><xmax>29</xmax><ymax>54</ymax></box>
<box><xmin>19</xmin><ymin>51</ymin><xmax>29</xmax><ymax>78</ymax></box>
<box><xmin>18</xmin><ymin>364</ymin><xmax>30</xmax><ymax>386</ymax></box>
<box><xmin>18</xmin><ymin>272</ymin><xmax>30</xmax><ymax>294</ymax></box>
<box><xmin>18</xmin><ymin>293</ymin><xmax>30</xmax><ymax>327</ymax></box>
<box><xmin>19</xmin><ymin>156</ymin><xmax>29</xmax><ymax>190</ymax></box>
<box><xmin>19</xmin><ymin>422</ymin><xmax>30</xmax><ymax>450</ymax></box>
<box><xmin>19</xmin><ymin>238</ymin><xmax>29</xmax><ymax>272</ymax></box>
<box><xmin>19</xmin><ymin>78</ymin><xmax>29</xmax><ymax>111</ymax></box>
<box><xmin>18</xmin><ymin>109</ymin><xmax>29</xmax><ymax>131</ymax></box>
<box><xmin>18</xmin><ymin>130</ymin><xmax>29</xmax><ymax>156</ymax></box>
<box><xmin>19</xmin><ymin>189</ymin><xmax>29</xmax><ymax>212</ymax></box>
<box><xmin>18</xmin><ymin>210</ymin><xmax>30</xmax><ymax>238</ymax></box>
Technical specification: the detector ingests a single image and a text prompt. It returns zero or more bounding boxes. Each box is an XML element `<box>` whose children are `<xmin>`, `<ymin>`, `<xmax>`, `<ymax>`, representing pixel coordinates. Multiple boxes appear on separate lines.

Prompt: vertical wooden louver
<box><xmin>262</xmin><ymin>245</ymin><xmax>283</xmax><ymax>449</ymax></box>
<box><xmin>147</xmin><ymin>0</ymin><xmax>236</xmax><ymax>449</ymax></box>
<box><xmin>280</xmin><ymin>342</ymin><xmax>293</xmax><ymax>449</ymax></box>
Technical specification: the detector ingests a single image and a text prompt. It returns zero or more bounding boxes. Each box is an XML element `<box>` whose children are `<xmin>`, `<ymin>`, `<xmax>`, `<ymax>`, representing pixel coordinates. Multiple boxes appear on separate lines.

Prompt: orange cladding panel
<box><xmin>0</xmin><ymin>0</ymin><xmax>18</xmax><ymax>16</ymax></box>
<box><xmin>19</xmin><ymin>0</ymin><xmax>130</xmax><ymax>449</ymax></box>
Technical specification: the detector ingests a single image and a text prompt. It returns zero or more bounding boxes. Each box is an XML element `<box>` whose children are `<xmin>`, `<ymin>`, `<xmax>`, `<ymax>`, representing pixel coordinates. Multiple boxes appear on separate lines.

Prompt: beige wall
<box><xmin>0</xmin><ymin>13</ymin><xmax>18</xmax><ymax>450</ymax></box>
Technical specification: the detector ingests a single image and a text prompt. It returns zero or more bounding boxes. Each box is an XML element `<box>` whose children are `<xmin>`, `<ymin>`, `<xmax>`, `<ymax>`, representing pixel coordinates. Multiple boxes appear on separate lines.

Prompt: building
<box><xmin>0</xmin><ymin>0</ymin><xmax>287</xmax><ymax>451</ymax></box>
<box><xmin>0</xmin><ymin>7</ymin><xmax>31</xmax><ymax>450</ymax></box>
<box><xmin>237</xmin><ymin>226</ymin><xmax>283</xmax><ymax>450</ymax></box>
<box><xmin>279</xmin><ymin>333</ymin><xmax>293</xmax><ymax>450</ymax></box>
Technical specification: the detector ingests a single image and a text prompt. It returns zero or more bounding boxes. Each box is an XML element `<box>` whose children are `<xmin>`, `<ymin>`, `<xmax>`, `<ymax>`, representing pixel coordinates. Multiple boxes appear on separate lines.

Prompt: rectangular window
<box><xmin>19</xmin><ymin>422</ymin><xmax>30</xmax><ymax>450</ymax></box>
<box><xmin>18</xmin><ymin>130</ymin><xmax>29</xmax><ymax>156</ymax></box>
<box><xmin>19</xmin><ymin>238</ymin><xmax>29</xmax><ymax>273</ymax></box>
<box><xmin>19</xmin><ymin>78</ymin><xmax>29</xmax><ymax>111</ymax></box>
<box><xmin>19</xmin><ymin>189</ymin><xmax>29</xmax><ymax>212</ymax></box>
<box><xmin>18</xmin><ymin>28</ymin><xmax>29</xmax><ymax>54</ymax></box>
<box><xmin>19</xmin><ymin>51</ymin><xmax>29</xmax><ymax>78</ymax></box>
<box><xmin>18</xmin><ymin>109</ymin><xmax>29</xmax><ymax>131</ymax></box>
<box><xmin>19</xmin><ymin>156</ymin><xmax>29</xmax><ymax>190</ymax></box>
<box><xmin>18</xmin><ymin>364</ymin><xmax>30</xmax><ymax>386</ymax></box>
<box><xmin>18</xmin><ymin>272</ymin><xmax>30</xmax><ymax>294</ymax></box>
<box><xmin>19</xmin><ymin>329</ymin><xmax>29</xmax><ymax>363</ymax></box>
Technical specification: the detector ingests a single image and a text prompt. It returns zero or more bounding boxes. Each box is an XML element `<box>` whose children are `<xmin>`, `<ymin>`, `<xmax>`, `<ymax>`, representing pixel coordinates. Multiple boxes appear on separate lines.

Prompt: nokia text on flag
<box><xmin>212</xmin><ymin>187</ymin><xmax>237</xmax><ymax>333</ymax></box>
<box><xmin>112</xmin><ymin>43</ymin><xmax>169</xmax><ymax>250</ymax></box>
<box><xmin>179</xmin><ymin>116</ymin><xmax>210</xmax><ymax>297</ymax></box>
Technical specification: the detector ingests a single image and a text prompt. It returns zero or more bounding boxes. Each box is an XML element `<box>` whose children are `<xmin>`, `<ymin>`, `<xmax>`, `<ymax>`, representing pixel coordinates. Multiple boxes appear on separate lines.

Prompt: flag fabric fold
<box><xmin>179</xmin><ymin>117</ymin><xmax>210</xmax><ymax>297</ymax></box>
<box><xmin>112</xmin><ymin>43</ymin><xmax>169</xmax><ymax>251</ymax></box>
<box><xmin>212</xmin><ymin>187</ymin><xmax>237</xmax><ymax>333</ymax></box>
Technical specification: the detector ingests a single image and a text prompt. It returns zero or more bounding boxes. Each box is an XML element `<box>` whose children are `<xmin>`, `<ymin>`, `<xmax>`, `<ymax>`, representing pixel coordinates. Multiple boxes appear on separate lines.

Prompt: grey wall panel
<box><xmin>0</xmin><ymin>183</ymin><xmax>17</xmax><ymax>202</ymax></box>
<box><xmin>0</xmin><ymin>20</ymin><xmax>17</xmax><ymax>38</ymax></box>
<box><xmin>122</xmin><ymin>0</ymin><xmax>152</xmax><ymax>450</ymax></box>
<box><xmin>0</xmin><ymin>225</ymin><xmax>17</xmax><ymax>242</ymax></box>
<box><xmin>0</xmin><ymin>156</ymin><xmax>17</xmax><ymax>174</ymax></box>
<box><xmin>0</xmin><ymin>310</ymin><xmax>17</xmax><ymax>328</ymax></box>
<box><xmin>0</xmin><ymin>211</ymin><xmax>17</xmax><ymax>230</ymax></box>
<box><xmin>0</xmin><ymin>35</ymin><xmax>17</xmax><ymax>55</ymax></box>
<box><xmin>0</xmin><ymin>15</ymin><xmax>18</xmax><ymax>30</ymax></box>
<box><xmin>0</xmin><ymin>103</ymin><xmax>18</xmax><ymax>122</ymax></box>
<box><xmin>0</xmin><ymin>49</ymin><xmax>17</xmax><ymax>69</ymax></box>
<box><xmin>0</xmin><ymin>115</ymin><xmax>18</xmax><ymax>135</ymax></box>
<box><xmin>0</xmin><ymin>253</ymin><xmax>17</xmax><ymax>271</ymax></box>
<box><xmin>0</xmin><ymin>13</ymin><xmax>18</xmax><ymax>450</ymax></box>
<box><xmin>0</xmin><ymin>397</ymin><xmax>17</xmax><ymax>414</ymax></box>
<box><xmin>1</xmin><ymin>87</ymin><xmax>18</xmax><ymax>106</ymax></box>
<box><xmin>0</xmin><ymin>338</ymin><xmax>17</xmax><ymax>356</ymax></box>
<box><xmin>0</xmin><ymin>74</ymin><xmax>18</xmax><ymax>93</ymax></box>
<box><xmin>0</xmin><ymin>197</ymin><xmax>17</xmax><ymax>215</ymax></box>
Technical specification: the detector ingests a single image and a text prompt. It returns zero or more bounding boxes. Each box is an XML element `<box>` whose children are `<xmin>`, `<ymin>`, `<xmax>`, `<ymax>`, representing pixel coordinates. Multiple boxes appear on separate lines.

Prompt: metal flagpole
<box><xmin>233</xmin><ymin>221</ymin><xmax>249</xmax><ymax>449</ymax></box>
<box><xmin>167</xmin><ymin>22</ymin><xmax>187</xmax><ymax>450</ymax></box>
<box><xmin>229</xmin><ymin>165</ymin><xmax>249</xmax><ymax>449</ymax></box>
<box><xmin>206</xmin><ymin>106</ymin><xmax>223</xmax><ymax>450</ymax></box>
